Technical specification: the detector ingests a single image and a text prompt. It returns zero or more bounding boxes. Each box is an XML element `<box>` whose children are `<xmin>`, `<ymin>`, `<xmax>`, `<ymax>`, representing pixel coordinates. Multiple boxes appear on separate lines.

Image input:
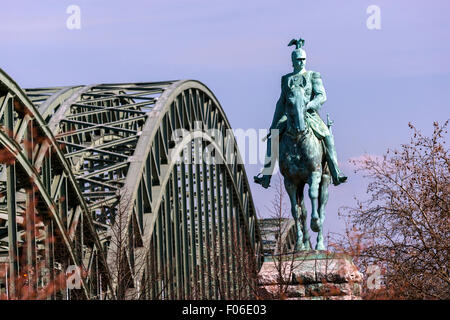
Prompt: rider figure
<box><xmin>254</xmin><ymin>38</ymin><xmax>347</xmax><ymax>188</ymax></box>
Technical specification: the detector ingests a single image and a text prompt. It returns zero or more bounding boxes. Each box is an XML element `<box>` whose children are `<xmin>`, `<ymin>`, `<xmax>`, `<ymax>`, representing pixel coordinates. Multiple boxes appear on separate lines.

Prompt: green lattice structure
<box><xmin>0</xmin><ymin>69</ymin><xmax>262</xmax><ymax>299</ymax></box>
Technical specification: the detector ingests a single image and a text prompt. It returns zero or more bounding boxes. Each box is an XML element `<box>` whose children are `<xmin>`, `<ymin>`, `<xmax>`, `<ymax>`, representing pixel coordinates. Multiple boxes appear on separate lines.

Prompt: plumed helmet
<box><xmin>289</xmin><ymin>38</ymin><xmax>306</xmax><ymax>61</ymax></box>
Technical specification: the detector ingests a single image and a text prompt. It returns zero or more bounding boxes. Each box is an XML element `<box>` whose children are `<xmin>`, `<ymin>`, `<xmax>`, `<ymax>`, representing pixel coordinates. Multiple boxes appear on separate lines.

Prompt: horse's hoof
<box><xmin>295</xmin><ymin>243</ymin><xmax>306</xmax><ymax>251</ymax></box>
<box><xmin>311</xmin><ymin>218</ymin><xmax>320</xmax><ymax>232</ymax></box>
<box><xmin>315</xmin><ymin>243</ymin><xmax>325</xmax><ymax>251</ymax></box>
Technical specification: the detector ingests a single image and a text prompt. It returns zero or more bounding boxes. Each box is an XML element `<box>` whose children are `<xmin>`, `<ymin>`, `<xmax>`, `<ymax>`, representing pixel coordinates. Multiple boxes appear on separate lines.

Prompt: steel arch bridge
<box><xmin>0</xmin><ymin>68</ymin><xmax>262</xmax><ymax>300</ymax></box>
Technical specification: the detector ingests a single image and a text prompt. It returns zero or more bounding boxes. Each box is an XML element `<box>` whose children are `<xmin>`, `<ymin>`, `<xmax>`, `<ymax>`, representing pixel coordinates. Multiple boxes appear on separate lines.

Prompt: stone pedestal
<box><xmin>258</xmin><ymin>251</ymin><xmax>363</xmax><ymax>300</ymax></box>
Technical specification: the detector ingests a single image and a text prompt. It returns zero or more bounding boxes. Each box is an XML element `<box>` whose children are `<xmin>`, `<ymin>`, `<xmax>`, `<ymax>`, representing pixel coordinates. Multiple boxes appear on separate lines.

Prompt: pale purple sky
<box><xmin>1</xmin><ymin>0</ymin><xmax>449</xmax><ymax>241</ymax></box>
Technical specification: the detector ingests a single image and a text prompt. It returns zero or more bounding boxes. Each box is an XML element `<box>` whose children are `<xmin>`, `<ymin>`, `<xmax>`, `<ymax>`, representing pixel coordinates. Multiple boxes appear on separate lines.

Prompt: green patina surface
<box><xmin>264</xmin><ymin>251</ymin><xmax>354</xmax><ymax>263</ymax></box>
<box><xmin>255</xmin><ymin>38</ymin><xmax>348</xmax><ymax>252</ymax></box>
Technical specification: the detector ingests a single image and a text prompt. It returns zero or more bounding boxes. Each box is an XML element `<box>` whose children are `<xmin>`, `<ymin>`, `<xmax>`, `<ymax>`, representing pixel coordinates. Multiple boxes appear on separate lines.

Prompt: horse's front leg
<box><xmin>316</xmin><ymin>174</ymin><xmax>331</xmax><ymax>250</ymax></box>
<box><xmin>297</xmin><ymin>184</ymin><xmax>311</xmax><ymax>250</ymax></box>
<box><xmin>284</xmin><ymin>179</ymin><xmax>305</xmax><ymax>251</ymax></box>
<box><xmin>308</xmin><ymin>171</ymin><xmax>322</xmax><ymax>233</ymax></box>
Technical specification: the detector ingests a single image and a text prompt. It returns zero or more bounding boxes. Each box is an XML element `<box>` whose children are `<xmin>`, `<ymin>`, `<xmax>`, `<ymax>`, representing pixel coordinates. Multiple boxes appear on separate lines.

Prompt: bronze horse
<box><xmin>279</xmin><ymin>86</ymin><xmax>331</xmax><ymax>251</ymax></box>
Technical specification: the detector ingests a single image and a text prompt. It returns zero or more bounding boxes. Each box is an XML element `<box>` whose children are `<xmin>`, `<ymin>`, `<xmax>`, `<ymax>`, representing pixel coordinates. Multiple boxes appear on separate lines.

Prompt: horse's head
<box><xmin>286</xmin><ymin>88</ymin><xmax>307</xmax><ymax>136</ymax></box>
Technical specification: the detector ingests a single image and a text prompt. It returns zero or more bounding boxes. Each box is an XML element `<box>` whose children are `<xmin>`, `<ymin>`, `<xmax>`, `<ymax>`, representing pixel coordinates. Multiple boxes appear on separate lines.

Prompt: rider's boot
<box><xmin>324</xmin><ymin>135</ymin><xmax>347</xmax><ymax>186</ymax></box>
<box><xmin>254</xmin><ymin>173</ymin><xmax>271</xmax><ymax>189</ymax></box>
<box><xmin>254</xmin><ymin>136</ymin><xmax>274</xmax><ymax>189</ymax></box>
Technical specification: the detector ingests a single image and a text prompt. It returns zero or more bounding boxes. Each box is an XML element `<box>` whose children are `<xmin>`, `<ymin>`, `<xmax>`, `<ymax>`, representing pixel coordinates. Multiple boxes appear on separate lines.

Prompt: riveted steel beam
<box><xmin>1</xmin><ymin>68</ymin><xmax>262</xmax><ymax>300</ymax></box>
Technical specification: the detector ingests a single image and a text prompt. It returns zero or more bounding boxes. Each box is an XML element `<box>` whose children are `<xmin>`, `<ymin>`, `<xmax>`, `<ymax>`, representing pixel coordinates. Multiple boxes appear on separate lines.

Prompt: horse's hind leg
<box><xmin>308</xmin><ymin>171</ymin><xmax>322</xmax><ymax>233</ymax></box>
<box><xmin>316</xmin><ymin>174</ymin><xmax>331</xmax><ymax>251</ymax></box>
<box><xmin>284</xmin><ymin>179</ymin><xmax>305</xmax><ymax>251</ymax></box>
<box><xmin>297</xmin><ymin>184</ymin><xmax>311</xmax><ymax>250</ymax></box>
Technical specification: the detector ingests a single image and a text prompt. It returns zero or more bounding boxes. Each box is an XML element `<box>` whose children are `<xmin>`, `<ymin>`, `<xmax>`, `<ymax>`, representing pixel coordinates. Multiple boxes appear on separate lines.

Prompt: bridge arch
<box><xmin>118</xmin><ymin>80</ymin><xmax>262</xmax><ymax>299</ymax></box>
<box><xmin>0</xmin><ymin>69</ymin><xmax>112</xmax><ymax>299</ymax></box>
<box><xmin>1</xmin><ymin>70</ymin><xmax>262</xmax><ymax>299</ymax></box>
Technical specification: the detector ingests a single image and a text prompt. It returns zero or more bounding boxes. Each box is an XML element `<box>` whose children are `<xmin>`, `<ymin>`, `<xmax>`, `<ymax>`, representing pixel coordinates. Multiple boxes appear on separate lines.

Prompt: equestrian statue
<box><xmin>254</xmin><ymin>38</ymin><xmax>347</xmax><ymax>251</ymax></box>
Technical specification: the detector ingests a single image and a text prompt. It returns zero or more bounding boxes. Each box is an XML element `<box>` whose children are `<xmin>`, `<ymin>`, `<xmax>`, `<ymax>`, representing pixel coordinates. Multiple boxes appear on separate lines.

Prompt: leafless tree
<box><xmin>106</xmin><ymin>191</ymin><xmax>148</xmax><ymax>299</ymax></box>
<box><xmin>334</xmin><ymin>121</ymin><xmax>449</xmax><ymax>299</ymax></box>
<box><xmin>255</xmin><ymin>174</ymin><xmax>304</xmax><ymax>299</ymax></box>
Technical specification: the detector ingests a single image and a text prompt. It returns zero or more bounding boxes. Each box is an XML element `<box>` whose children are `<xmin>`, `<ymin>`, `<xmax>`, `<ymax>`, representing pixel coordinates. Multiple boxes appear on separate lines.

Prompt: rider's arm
<box><xmin>270</xmin><ymin>76</ymin><xmax>287</xmax><ymax>130</ymax></box>
<box><xmin>307</xmin><ymin>72</ymin><xmax>327</xmax><ymax>112</ymax></box>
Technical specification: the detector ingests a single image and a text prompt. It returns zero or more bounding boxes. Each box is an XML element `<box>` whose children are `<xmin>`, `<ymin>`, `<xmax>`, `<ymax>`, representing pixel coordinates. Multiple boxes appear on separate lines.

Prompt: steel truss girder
<box><xmin>0</xmin><ymin>69</ymin><xmax>114</xmax><ymax>300</ymax></box>
<box><xmin>258</xmin><ymin>218</ymin><xmax>298</xmax><ymax>256</ymax></box>
<box><xmin>113</xmin><ymin>80</ymin><xmax>262</xmax><ymax>299</ymax></box>
<box><xmin>1</xmin><ymin>73</ymin><xmax>263</xmax><ymax>300</ymax></box>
